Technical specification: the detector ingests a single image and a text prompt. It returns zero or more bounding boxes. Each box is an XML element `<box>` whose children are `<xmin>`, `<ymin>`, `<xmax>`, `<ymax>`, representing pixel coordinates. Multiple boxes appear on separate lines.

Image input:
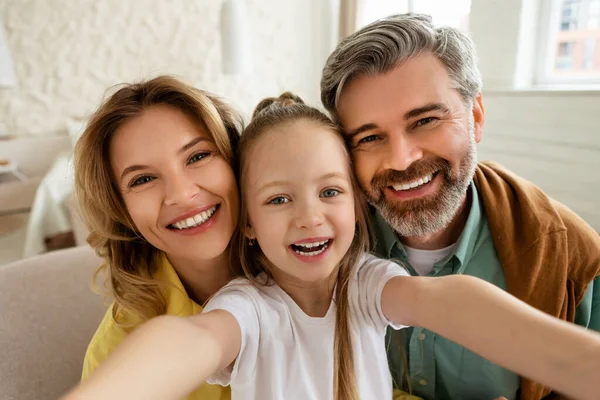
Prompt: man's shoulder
<box><xmin>477</xmin><ymin>161</ymin><xmax>598</xmax><ymax>244</ymax></box>
<box><xmin>551</xmin><ymin>199</ymin><xmax>600</xmax><ymax>280</ymax></box>
<box><xmin>475</xmin><ymin>161</ymin><xmax>600</xmax><ymax>283</ymax></box>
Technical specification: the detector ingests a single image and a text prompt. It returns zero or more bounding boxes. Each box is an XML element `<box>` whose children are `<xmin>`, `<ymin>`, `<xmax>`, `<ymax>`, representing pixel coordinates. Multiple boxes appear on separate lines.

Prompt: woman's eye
<box><xmin>321</xmin><ymin>189</ymin><xmax>340</xmax><ymax>198</ymax></box>
<box><xmin>415</xmin><ymin>117</ymin><xmax>437</xmax><ymax>127</ymax></box>
<box><xmin>188</xmin><ymin>152</ymin><xmax>210</xmax><ymax>164</ymax></box>
<box><xmin>130</xmin><ymin>175</ymin><xmax>155</xmax><ymax>187</ymax></box>
<box><xmin>269</xmin><ymin>196</ymin><xmax>289</xmax><ymax>205</ymax></box>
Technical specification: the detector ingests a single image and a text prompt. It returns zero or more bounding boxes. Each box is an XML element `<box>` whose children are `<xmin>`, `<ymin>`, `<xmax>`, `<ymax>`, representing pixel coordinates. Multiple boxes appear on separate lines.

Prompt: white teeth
<box><xmin>294</xmin><ymin>243</ymin><xmax>329</xmax><ymax>257</ymax></box>
<box><xmin>171</xmin><ymin>206</ymin><xmax>217</xmax><ymax>230</ymax></box>
<box><xmin>392</xmin><ymin>173</ymin><xmax>433</xmax><ymax>191</ymax></box>
<box><xmin>295</xmin><ymin>240</ymin><xmax>329</xmax><ymax>249</ymax></box>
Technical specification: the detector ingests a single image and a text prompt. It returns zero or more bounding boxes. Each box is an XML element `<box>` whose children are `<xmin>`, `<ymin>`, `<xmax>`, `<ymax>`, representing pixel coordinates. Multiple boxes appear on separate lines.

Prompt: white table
<box><xmin>0</xmin><ymin>159</ymin><xmax>28</xmax><ymax>181</ymax></box>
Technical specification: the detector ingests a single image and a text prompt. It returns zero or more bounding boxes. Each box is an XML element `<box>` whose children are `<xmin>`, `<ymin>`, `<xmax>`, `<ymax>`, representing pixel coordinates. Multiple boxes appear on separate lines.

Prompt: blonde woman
<box><xmin>75</xmin><ymin>76</ymin><xmax>242</xmax><ymax>400</ymax></box>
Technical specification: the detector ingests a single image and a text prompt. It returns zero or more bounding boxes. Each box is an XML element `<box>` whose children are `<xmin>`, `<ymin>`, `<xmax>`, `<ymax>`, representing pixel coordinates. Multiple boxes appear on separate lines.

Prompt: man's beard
<box><xmin>363</xmin><ymin>132</ymin><xmax>477</xmax><ymax>238</ymax></box>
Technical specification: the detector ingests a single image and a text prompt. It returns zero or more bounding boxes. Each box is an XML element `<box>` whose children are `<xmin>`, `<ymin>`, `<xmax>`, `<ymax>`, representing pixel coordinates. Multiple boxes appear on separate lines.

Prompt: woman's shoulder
<box><xmin>81</xmin><ymin>302</ymin><xmax>128</xmax><ymax>380</ymax></box>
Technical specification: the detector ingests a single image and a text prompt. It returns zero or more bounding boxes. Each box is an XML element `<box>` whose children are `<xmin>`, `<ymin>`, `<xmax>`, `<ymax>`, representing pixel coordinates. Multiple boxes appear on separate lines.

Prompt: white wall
<box><xmin>470</xmin><ymin>0</ymin><xmax>600</xmax><ymax>231</ymax></box>
<box><xmin>0</xmin><ymin>0</ymin><xmax>334</xmax><ymax>137</ymax></box>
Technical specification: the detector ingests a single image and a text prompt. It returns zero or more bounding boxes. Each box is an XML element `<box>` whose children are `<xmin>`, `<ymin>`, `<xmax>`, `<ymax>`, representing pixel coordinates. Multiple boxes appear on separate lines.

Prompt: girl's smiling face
<box><xmin>244</xmin><ymin>119</ymin><xmax>356</xmax><ymax>286</ymax></box>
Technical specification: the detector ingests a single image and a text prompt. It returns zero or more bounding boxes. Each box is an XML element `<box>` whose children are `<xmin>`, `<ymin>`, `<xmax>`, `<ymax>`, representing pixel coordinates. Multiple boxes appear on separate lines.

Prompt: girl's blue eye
<box><xmin>130</xmin><ymin>175</ymin><xmax>155</xmax><ymax>187</ymax></box>
<box><xmin>188</xmin><ymin>152</ymin><xmax>210</xmax><ymax>164</ymax></box>
<box><xmin>269</xmin><ymin>196</ymin><xmax>289</xmax><ymax>205</ymax></box>
<box><xmin>321</xmin><ymin>189</ymin><xmax>340</xmax><ymax>198</ymax></box>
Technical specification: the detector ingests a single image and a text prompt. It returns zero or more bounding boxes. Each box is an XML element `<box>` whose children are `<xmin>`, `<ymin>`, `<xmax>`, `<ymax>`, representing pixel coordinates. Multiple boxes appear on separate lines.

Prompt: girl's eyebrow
<box><xmin>318</xmin><ymin>171</ymin><xmax>347</xmax><ymax>182</ymax></box>
<box><xmin>255</xmin><ymin>171</ymin><xmax>348</xmax><ymax>195</ymax></box>
<box><xmin>256</xmin><ymin>180</ymin><xmax>289</xmax><ymax>195</ymax></box>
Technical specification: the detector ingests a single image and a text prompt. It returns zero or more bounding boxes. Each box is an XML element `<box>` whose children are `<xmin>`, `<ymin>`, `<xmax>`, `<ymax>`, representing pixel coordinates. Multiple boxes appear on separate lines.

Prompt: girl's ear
<box><xmin>245</xmin><ymin>222</ymin><xmax>256</xmax><ymax>240</ymax></box>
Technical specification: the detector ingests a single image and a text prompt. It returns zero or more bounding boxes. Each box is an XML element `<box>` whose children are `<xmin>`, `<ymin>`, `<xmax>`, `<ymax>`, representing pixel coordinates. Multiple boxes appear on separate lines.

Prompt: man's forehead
<box><xmin>337</xmin><ymin>54</ymin><xmax>453</xmax><ymax>113</ymax></box>
<box><xmin>338</xmin><ymin>81</ymin><xmax>460</xmax><ymax>130</ymax></box>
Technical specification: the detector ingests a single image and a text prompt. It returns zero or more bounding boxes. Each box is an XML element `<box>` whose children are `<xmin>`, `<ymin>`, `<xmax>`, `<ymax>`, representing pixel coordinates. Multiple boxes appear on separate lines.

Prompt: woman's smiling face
<box><xmin>110</xmin><ymin>104</ymin><xmax>239</xmax><ymax>264</ymax></box>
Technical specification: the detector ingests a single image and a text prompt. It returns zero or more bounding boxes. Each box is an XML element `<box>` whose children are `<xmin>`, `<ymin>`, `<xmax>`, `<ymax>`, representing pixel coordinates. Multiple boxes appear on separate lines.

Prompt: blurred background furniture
<box><xmin>0</xmin><ymin>245</ymin><xmax>106</xmax><ymax>400</ymax></box>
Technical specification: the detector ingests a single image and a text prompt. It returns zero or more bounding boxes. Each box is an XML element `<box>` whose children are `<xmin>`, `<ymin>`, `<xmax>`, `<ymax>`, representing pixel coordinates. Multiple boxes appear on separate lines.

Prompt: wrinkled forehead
<box><xmin>336</xmin><ymin>54</ymin><xmax>461</xmax><ymax>129</ymax></box>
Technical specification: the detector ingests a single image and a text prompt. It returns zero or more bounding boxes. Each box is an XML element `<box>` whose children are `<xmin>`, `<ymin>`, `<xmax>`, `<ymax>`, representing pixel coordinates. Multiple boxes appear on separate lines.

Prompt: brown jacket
<box><xmin>473</xmin><ymin>161</ymin><xmax>600</xmax><ymax>400</ymax></box>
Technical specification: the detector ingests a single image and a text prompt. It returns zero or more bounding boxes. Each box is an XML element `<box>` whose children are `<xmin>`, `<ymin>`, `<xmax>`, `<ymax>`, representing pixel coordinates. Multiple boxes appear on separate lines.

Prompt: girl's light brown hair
<box><xmin>234</xmin><ymin>92</ymin><xmax>370</xmax><ymax>400</ymax></box>
<box><xmin>75</xmin><ymin>75</ymin><xmax>242</xmax><ymax>327</ymax></box>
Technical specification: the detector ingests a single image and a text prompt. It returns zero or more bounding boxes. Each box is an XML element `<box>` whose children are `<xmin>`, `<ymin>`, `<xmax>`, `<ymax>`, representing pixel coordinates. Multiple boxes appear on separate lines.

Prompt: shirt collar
<box><xmin>156</xmin><ymin>253</ymin><xmax>203</xmax><ymax>314</ymax></box>
<box><xmin>371</xmin><ymin>181</ymin><xmax>484</xmax><ymax>271</ymax></box>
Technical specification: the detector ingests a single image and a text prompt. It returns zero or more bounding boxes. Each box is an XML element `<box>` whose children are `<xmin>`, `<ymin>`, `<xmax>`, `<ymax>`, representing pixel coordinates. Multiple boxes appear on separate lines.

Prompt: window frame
<box><xmin>534</xmin><ymin>0</ymin><xmax>600</xmax><ymax>87</ymax></box>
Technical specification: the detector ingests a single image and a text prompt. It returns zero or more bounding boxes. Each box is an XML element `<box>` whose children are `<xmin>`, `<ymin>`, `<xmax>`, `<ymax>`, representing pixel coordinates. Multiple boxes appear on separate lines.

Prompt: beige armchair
<box><xmin>0</xmin><ymin>245</ymin><xmax>107</xmax><ymax>400</ymax></box>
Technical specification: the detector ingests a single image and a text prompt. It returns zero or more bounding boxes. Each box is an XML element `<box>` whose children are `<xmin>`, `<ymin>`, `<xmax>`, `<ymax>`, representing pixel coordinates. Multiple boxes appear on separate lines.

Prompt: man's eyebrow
<box><xmin>345</xmin><ymin>123</ymin><xmax>379</xmax><ymax>140</ymax></box>
<box><xmin>344</xmin><ymin>103</ymin><xmax>450</xmax><ymax>140</ymax></box>
<box><xmin>404</xmin><ymin>103</ymin><xmax>450</xmax><ymax>120</ymax></box>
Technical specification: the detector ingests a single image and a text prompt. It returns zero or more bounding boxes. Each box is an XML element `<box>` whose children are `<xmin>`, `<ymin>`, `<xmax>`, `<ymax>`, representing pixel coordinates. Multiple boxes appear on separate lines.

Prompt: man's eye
<box><xmin>269</xmin><ymin>196</ymin><xmax>289</xmax><ymax>205</ymax></box>
<box><xmin>130</xmin><ymin>175</ymin><xmax>155</xmax><ymax>187</ymax></box>
<box><xmin>415</xmin><ymin>117</ymin><xmax>437</xmax><ymax>127</ymax></box>
<box><xmin>357</xmin><ymin>135</ymin><xmax>380</xmax><ymax>145</ymax></box>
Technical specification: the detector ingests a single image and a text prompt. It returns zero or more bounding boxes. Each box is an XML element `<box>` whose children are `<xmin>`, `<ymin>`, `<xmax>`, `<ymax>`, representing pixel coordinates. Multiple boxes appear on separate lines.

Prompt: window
<box><xmin>583</xmin><ymin>38</ymin><xmax>597</xmax><ymax>68</ymax></box>
<box><xmin>560</xmin><ymin>0</ymin><xmax>579</xmax><ymax>31</ymax></box>
<box><xmin>356</xmin><ymin>0</ymin><xmax>471</xmax><ymax>32</ymax></box>
<box><xmin>556</xmin><ymin>41</ymin><xmax>574</xmax><ymax>69</ymax></box>
<box><xmin>588</xmin><ymin>0</ymin><xmax>600</xmax><ymax>29</ymax></box>
<box><xmin>536</xmin><ymin>0</ymin><xmax>600</xmax><ymax>86</ymax></box>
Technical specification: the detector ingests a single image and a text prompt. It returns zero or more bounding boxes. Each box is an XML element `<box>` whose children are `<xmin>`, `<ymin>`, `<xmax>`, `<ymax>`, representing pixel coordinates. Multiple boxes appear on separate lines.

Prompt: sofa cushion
<box><xmin>0</xmin><ymin>245</ymin><xmax>107</xmax><ymax>400</ymax></box>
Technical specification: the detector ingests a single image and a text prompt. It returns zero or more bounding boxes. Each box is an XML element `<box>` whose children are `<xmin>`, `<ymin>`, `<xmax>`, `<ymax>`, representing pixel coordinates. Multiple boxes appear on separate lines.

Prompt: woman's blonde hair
<box><xmin>75</xmin><ymin>75</ymin><xmax>243</xmax><ymax>327</ymax></box>
<box><xmin>234</xmin><ymin>92</ymin><xmax>370</xmax><ymax>400</ymax></box>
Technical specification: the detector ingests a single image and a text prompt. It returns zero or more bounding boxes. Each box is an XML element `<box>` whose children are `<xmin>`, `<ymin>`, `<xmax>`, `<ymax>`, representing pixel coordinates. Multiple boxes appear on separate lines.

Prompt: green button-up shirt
<box><xmin>373</xmin><ymin>182</ymin><xmax>599</xmax><ymax>400</ymax></box>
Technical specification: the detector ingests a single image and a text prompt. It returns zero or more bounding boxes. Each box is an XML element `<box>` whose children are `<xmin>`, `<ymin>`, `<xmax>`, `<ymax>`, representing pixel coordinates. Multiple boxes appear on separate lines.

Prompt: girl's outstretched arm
<box><xmin>61</xmin><ymin>310</ymin><xmax>241</xmax><ymax>400</ymax></box>
<box><xmin>382</xmin><ymin>275</ymin><xmax>600</xmax><ymax>400</ymax></box>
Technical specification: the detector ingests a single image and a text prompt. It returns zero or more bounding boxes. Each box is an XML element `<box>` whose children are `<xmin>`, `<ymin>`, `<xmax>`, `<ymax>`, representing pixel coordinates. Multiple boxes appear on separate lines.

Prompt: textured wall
<box><xmin>0</xmin><ymin>0</ymin><xmax>331</xmax><ymax>136</ymax></box>
<box><xmin>470</xmin><ymin>0</ymin><xmax>600</xmax><ymax>230</ymax></box>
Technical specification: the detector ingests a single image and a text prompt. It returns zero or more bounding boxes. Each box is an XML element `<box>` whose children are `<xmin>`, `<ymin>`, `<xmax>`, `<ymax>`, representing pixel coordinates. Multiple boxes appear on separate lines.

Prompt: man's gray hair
<box><xmin>321</xmin><ymin>14</ymin><xmax>482</xmax><ymax>121</ymax></box>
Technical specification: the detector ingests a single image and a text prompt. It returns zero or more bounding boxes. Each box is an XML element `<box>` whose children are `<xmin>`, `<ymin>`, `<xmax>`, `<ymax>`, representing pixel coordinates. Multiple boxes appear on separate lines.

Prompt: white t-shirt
<box><xmin>403</xmin><ymin>243</ymin><xmax>456</xmax><ymax>276</ymax></box>
<box><xmin>202</xmin><ymin>253</ymin><xmax>409</xmax><ymax>400</ymax></box>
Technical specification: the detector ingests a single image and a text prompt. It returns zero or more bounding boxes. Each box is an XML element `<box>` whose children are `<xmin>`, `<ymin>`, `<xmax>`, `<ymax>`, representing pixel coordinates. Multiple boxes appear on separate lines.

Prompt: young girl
<box><xmin>63</xmin><ymin>93</ymin><xmax>600</xmax><ymax>400</ymax></box>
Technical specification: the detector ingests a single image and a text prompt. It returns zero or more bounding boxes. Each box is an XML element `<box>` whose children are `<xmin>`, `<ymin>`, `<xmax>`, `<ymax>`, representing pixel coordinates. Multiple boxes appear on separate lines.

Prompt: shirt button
<box><xmin>419</xmin><ymin>378</ymin><xmax>428</xmax><ymax>386</ymax></box>
<box><xmin>418</xmin><ymin>332</ymin><xmax>426</xmax><ymax>341</ymax></box>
